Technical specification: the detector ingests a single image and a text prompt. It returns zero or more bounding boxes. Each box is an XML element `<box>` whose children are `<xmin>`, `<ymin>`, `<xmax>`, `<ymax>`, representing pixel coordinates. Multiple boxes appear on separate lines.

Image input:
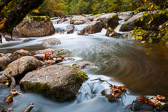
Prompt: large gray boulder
<box><xmin>20</xmin><ymin>65</ymin><xmax>88</xmax><ymax>101</ymax></box>
<box><xmin>41</xmin><ymin>38</ymin><xmax>61</xmax><ymax>47</ymax></box>
<box><xmin>78</xmin><ymin>21</ymin><xmax>103</xmax><ymax>35</ymax></box>
<box><xmin>96</xmin><ymin>13</ymin><xmax>119</xmax><ymax>29</ymax></box>
<box><xmin>1</xmin><ymin>56</ymin><xmax>42</xmax><ymax>81</ymax></box>
<box><xmin>13</xmin><ymin>16</ymin><xmax>55</xmax><ymax>38</ymax></box>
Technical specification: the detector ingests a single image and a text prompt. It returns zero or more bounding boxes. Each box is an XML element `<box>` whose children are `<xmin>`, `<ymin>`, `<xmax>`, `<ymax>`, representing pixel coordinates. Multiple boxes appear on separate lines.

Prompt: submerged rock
<box><xmin>13</xmin><ymin>16</ymin><xmax>55</xmax><ymax>38</ymax></box>
<box><xmin>78</xmin><ymin>21</ymin><xmax>102</xmax><ymax>35</ymax></box>
<box><xmin>20</xmin><ymin>65</ymin><xmax>88</xmax><ymax>101</ymax></box>
<box><xmin>73</xmin><ymin>61</ymin><xmax>95</xmax><ymax>69</ymax></box>
<box><xmin>41</xmin><ymin>38</ymin><xmax>61</xmax><ymax>47</ymax></box>
<box><xmin>1</xmin><ymin>56</ymin><xmax>42</xmax><ymax>81</ymax></box>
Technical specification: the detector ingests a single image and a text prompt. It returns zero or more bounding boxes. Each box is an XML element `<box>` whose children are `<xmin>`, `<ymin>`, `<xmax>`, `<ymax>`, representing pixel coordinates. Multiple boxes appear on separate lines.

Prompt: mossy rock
<box><xmin>20</xmin><ymin>65</ymin><xmax>88</xmax><ymax>102</ymax></box>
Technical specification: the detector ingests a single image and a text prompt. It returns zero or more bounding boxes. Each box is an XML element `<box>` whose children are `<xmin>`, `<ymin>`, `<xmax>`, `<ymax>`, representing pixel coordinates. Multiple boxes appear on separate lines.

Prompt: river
<box><xmin>0</xmin><ymin>20</ymin><xmax>168</xmax><ymax>112</ymax></box>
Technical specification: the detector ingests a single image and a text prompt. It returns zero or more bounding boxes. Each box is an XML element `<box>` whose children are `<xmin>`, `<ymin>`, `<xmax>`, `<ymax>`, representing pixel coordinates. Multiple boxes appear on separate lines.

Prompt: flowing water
<box><xmin>0</xmin><ymin>20</ymin><xmax>168</xmax><ymax>112</ymax></box>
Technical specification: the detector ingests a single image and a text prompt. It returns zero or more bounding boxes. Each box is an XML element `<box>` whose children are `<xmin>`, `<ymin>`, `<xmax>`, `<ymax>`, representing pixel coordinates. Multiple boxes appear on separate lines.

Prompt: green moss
<box><xmin>66</xmin><ymin>65</ymin><xmax>88</xmax><ymax>82</ymax></box>
<box><xmin>29</xmin><ymin>16</ymin><xmax>50</xmax><ymax>21</ymax></box>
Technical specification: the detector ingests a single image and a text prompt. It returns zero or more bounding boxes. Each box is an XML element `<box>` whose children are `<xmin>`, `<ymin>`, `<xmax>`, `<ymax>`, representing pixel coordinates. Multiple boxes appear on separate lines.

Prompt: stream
<box><xmin>0</xmin><ymin>20</ymin><xmax>168</xmax><ymax>112</ymax></box>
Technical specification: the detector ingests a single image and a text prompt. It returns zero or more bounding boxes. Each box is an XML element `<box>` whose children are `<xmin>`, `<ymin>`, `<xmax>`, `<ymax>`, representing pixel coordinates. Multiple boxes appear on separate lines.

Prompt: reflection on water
<box><xmin>0</xmin><ymin>26</ymin><xmax>168</xmax><ymax>111</ymax></box>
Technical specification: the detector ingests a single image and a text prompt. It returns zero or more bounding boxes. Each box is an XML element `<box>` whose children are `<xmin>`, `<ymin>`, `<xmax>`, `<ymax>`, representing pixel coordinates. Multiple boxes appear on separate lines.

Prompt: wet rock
<box><xmin>106</xmin><ymin>30</ymin><xmax>119</xmax><ymax>37</ymax></box>
<box><xmin>0</xmin><ymin>49</ymin><xmax>32</xmax><ymax>71</ymax></box>
<box><xmin>74</xmin><ymin>21</ymin><xmax>85</xmax><ymax>25</ymax></box>
<box><xmin>12</xmin><ymin>16</ymin><xmax>55</xmax><ymax>38</ymax></box>
<box><xmin>70</xmin><ymin>15</ymin><xmax>89</xmax><ymax>25</ymax></box>
<box><xmin>57</xmin><ymin>18</ymin><xmax>67</xmax><ymax>24</ymax></box>
<box><xmin>35</xmin><ymin>48</ymin><xmax>61</xmax><ymax>60</ymax></box>
<box><xmin>0</xmin><ymin>57</ymin><xmax>11</xmax><ymax>71</ymax></box>
<box><xmin>131</xmin><ymin>100</ymin><xmax>154</xmax><ymax>111</ymax></box>
<box><xmin>97</xmin><ymin>13</ymin><xmax>119</xmax><ymax>29</ymax></box>
<box><xmin>10</xmin><ymin>49</ymin><xmax>32</xmax><ymax>61</ymax></box>
<box><xmin>1</xmin><ymin>56</ymin><xmax>42</xmax><ymax>82</ymax></box>
<box><xmin>20</xmin><ymin>65</ymin><xmax>88</xmax><ymax>101</ymax></box>
<box><xmin>35</xmin><ymin>48</ymin><xmax>59</xmax><ymax>54</ymax></box>
<box><xmin>73</xmin><ymin>61</ymin><xmax>94</xmax><ymax>69</ymax></box>
<box><xmin>66</xmin><ymin>24</ymin><xmax>75</xmax><ymax>34</ymax></box>
<box><xmin>118</xmin><ymin>11</ymin><xmax>133</xmax><ymax>20</ymax></box>
<box><xmin>77</xmin><ymin>21</ymin><xmax>103</xmax><ymax>35</ymax></box>
<box><xmin>120</xmin><ymin>12</ymin><xmax>144</xmax><ymax>31</ymax></box>
<box><xmin>41</xmin><ymin>38</ymin><xmax>61</xmax><ymax>47</ymax></box>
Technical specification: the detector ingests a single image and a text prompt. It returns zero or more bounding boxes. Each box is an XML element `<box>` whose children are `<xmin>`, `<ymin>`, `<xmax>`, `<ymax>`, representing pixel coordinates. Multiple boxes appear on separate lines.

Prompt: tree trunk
<box><xmin>0</xmin><ymin>0</ymin><xmax>45</xmax><ymax>33</ymax></box>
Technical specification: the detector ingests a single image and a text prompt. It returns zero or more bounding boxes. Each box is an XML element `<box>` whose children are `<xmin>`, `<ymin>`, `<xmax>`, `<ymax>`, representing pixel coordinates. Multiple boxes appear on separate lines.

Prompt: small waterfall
<box><xmin>114</xmin><ymin>20</ymin><xmax>128</xmax><ymax>34</ymax></box>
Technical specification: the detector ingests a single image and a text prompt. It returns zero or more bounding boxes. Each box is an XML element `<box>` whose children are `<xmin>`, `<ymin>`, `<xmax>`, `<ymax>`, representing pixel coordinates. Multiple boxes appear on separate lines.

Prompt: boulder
<box><xmin>9</xmin><ymin>49</ymin><xmax>32</xmax><ymax>61</ymax></box>
<box><xmin>0</xmin><ymin>57</ymin><xmax>11</xmax><ymax>70</ymax></box>
<box><xmin>131</xmin><ymin>100</ymin><xmax>154</xmax><ymax>111</ymax></box>
<box><xmin>0</xmin><ymin>49</ymin><xmax>31</xmax><ymax>71</ymax></box>
<box><xmin>1</xmin><ymin>56</ymin><xmax>42</xmax><ymax>81</ymax></box>
<box><xmin>20</xmin><ymin>65</ymin><xmax>88</xmax><ymax>101</ymax></box>
<box><xmin>66</xmin><ymin>24</ymin><xmax>75</xmax><ymax>34</ymax></box>
<box><xmin>73</xmin><ymin>61</ymin><xmax>95</xmax><ymax>69</ymax></box>
<box><xmin>41</xmin><ymin>38</ymin><xmax>61</xmax><ymax>47</ymax></box>
<box><xmin>70</xmin><ymin>15</ymin><xmax>89</xmax><ymax>25</ymax></box>
<box><xmin>120</xmin><ymin>12</ymin><xmax>145</xmax><ymax>31</ymax></box>
<box><xmin>12</xmin><ymin>16</ymin><xmax>55</xmax><ymax>38</ymax></box>
<box><xmin>120</xmin><ymin>10</ymin><xmax>168</xmax><ymax>31</ymax></box>
<box><xmin>97</xmin><ymin>13</ymin><xmax>119</xmax><ymax>29</ymax></box>
<box><xmin>77</xmin><ymin>21</ymin><xmax>103</xmax><ymax>35</ymax></box>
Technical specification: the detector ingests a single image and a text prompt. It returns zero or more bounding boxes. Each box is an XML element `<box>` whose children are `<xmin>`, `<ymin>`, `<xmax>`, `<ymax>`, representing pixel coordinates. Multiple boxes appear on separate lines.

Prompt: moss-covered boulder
<box><xmin>1</xmin><ymin>56</ymin><xmax>42</xmax><ymax>81</ymax></box>
<box><xmin>12</xmin><ymin>16</ymin><xmax>55</xmax><ymax>38</ymax></box>
<box><xmin>120</xmin><ymin>10</ymin><xmax>168</xmax><ymax>31</ymax></box>
<box><xmin>20</xmin><ymin>65</ymin><xmax>88</xmax><ymax>102</ymax></box>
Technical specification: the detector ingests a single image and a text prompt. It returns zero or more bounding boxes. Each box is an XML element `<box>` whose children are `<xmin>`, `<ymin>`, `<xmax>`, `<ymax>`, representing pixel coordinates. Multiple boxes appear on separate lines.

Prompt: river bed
<box><xmin>0</xmin><ymin>22</ymin><xmax>168</xmax><ymax>112</ymax></box>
